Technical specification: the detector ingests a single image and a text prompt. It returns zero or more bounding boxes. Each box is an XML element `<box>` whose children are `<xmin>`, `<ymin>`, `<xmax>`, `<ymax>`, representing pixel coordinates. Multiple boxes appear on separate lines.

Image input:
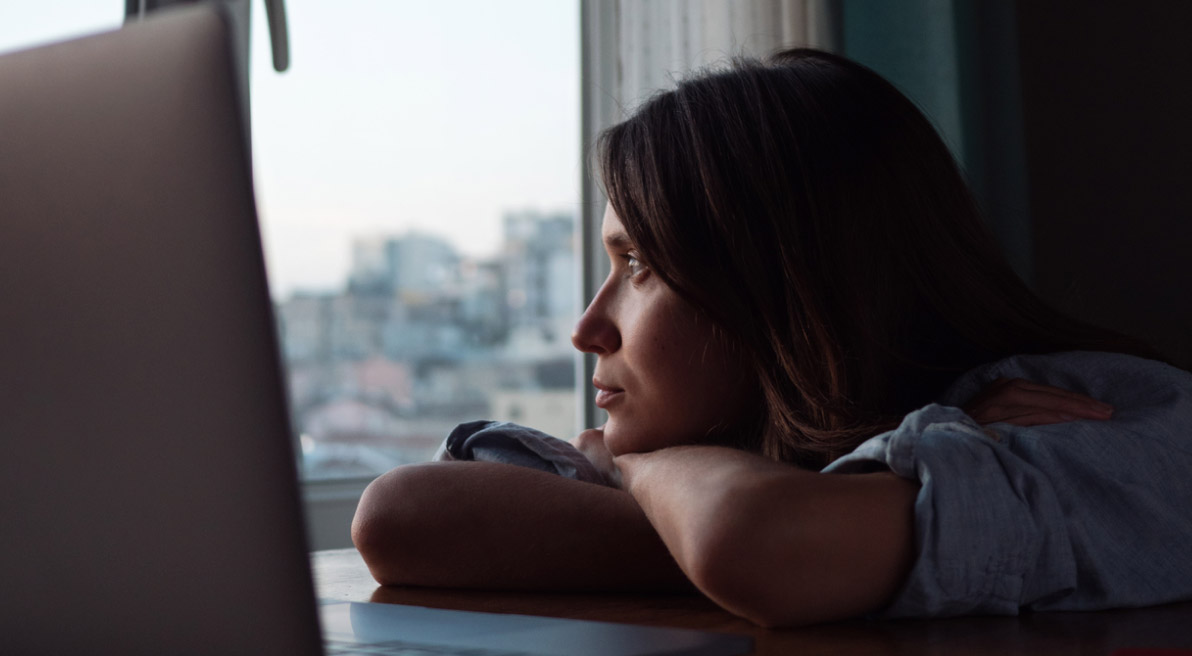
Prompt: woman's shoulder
<box><xmin>835</xmin><ymin>351</ymin><xmax>1192</xmax><ymax>617</ymax></box>
<box><xmin>937</xmin><ymin>350</ymin><xmax>1192</xmax><ymax>415</ymax></box>
<box><xmin>830</xmin><ymin>350</ymin><xmax>1192</xmax><ymax>477</ymax></box>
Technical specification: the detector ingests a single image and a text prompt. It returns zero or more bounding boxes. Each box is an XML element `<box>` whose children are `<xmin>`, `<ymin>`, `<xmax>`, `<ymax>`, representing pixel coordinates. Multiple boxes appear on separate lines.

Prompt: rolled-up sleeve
<box><xmin>824</xmin><ymin>352</ymin><xmax>1192</xmax><ymax>618</ymax></box>
<box><xmin>827</xmin><ymin>405</ymin><xmax>1076</xmax><ymax>617</ymax></box>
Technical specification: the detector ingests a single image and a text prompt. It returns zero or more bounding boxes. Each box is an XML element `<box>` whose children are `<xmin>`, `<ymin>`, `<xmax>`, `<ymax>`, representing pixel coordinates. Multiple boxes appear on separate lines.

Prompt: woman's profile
<box><xmin>352</xmin><ymin>48</ymin><xmax>1192</xmax><ymax>627</ymax></box>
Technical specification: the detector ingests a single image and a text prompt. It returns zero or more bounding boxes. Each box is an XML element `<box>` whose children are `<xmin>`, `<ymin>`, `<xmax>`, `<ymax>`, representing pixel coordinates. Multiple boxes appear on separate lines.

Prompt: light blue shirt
<box><xmin>825</xmin><ymin>351</ymin><xmax>1192</xmax><ymax>617</ymax></box>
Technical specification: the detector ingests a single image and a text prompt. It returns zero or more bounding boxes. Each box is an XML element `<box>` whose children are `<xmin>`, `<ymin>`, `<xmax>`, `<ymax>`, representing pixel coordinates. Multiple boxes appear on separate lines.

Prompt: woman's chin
<box><xmin>600</xmin><ymin>424</ymin><xmax>630</xmax><ymax>457</ymax></box>
<box><xmin>601</xmin><ymin>422</ymin><xmax>686</xmax><ymax>457</ymax></box>
<box><xmin>601</xmin><ymin>422</ymin><xmax>649</xmax><ymax>457</ymax></box>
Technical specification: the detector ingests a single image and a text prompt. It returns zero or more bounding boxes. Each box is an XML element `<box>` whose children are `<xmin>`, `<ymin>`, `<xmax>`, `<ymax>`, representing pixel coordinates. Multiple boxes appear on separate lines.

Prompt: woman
<box><xmin>352</xmin><ymin>49</ymin><xmax>1192</xmax><ymax>626</ymax></box>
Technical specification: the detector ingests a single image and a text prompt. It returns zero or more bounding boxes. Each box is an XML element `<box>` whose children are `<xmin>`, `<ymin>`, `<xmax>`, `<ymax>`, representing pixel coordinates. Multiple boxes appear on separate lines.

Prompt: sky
<box><xmin>1</xmin><ymin>1</ymin><xmax>581</xmax><ymax>299</ymax></box>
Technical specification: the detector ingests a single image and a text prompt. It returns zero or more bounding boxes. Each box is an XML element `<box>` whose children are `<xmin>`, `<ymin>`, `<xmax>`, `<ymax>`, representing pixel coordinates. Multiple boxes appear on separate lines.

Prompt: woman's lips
<box><xmin>593</xmin><ymin>381</ymin><xmax>624</xmax><ymax>409</ymax></box>
<box><xmin>595</xmin><ymin>388</ymin><xmax>624</xmax><ymax>408</ymax></box>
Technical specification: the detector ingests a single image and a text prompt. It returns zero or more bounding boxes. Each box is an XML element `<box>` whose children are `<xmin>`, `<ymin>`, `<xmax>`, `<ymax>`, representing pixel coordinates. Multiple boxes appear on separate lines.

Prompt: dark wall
<box><xmin>1015</xmin><ymin>2</ymin><xmax>1192</xmax><ymax>368</ymax></box>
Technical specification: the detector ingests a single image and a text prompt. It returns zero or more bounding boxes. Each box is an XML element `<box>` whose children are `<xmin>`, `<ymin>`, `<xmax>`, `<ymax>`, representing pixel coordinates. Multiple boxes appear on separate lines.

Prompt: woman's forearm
<box><xmin>617</xmin><ymin>446</ymin><xmax>918</xmax><ymax>627</ymax></box>
<box><xmin>351</xmin><ymin>460</ymin><xmax>692</xmax><ymax>593</ymax></box>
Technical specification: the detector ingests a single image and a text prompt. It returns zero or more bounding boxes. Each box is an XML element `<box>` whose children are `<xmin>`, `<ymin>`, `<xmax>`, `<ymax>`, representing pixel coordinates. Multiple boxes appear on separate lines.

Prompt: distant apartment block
<box><xmin>276</xmin><ymin>210</ymin><xmax>578</xmax><ymax>478</ymax></box>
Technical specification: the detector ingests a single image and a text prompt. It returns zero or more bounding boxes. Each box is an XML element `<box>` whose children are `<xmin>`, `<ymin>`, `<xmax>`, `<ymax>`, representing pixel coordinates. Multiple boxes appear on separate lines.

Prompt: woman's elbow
<box><xmin>680</xmin><ymin>532</ymin><xmax>814</xmax><ymax>628</ymax></box>
<box><xmin>681</xmin><ymin>514</ymin><xmax>869</xmax><ymax>628</ymax></box>
<box><xmin>351</xmin><ymin>466</ymin><xmax>432</xmax><ymax>586</ymax></box>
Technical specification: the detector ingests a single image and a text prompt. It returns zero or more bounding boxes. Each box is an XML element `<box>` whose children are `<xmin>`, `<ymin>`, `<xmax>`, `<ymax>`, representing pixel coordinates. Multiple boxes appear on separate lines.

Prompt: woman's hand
<box><xmin>571</xmin><ymin>427</ymin><xmax>623</xmax><ymax>488</ymax></box>
<box><xmin>964</xmin><ymin>377</ymin><xmax>1114</xmax><ymax>426</ymax></box>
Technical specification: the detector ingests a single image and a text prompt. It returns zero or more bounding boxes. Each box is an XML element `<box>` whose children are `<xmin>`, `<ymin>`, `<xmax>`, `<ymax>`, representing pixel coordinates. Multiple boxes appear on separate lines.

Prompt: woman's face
<box><xmin>571</xmin><ymin>205</ymin><xmax>754</xmax><ymax>456</ymax></box>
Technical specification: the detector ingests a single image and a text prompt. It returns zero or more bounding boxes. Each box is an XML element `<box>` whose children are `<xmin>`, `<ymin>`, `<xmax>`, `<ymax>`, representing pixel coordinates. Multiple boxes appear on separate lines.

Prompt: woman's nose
<box><xmin>571</xmin><ymin>289</ymin><xmax>621</xmax><ymax>355</ymax></box>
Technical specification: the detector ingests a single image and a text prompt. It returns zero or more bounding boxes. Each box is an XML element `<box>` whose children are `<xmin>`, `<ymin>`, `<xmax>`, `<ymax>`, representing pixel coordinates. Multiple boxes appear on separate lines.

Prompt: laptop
<box><xmin>0</xmin><ymin>5</ymin><xmax>751</xmax><ymax>655</ymax></box>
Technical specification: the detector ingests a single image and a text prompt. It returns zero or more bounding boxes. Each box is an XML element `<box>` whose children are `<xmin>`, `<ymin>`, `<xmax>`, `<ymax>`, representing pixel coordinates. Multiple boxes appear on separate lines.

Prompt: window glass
<box><xmin>249</xmin><ymin>1</ymin><xmax>581</xmax><ymax>480</ymax></box>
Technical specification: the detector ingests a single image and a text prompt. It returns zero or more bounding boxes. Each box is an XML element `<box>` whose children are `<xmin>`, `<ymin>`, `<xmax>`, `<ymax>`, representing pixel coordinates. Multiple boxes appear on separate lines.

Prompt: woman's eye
<box><xmin>623</xmin><ymin>253</ymin><xmax>648</xmax><ymax>280</ymax></box>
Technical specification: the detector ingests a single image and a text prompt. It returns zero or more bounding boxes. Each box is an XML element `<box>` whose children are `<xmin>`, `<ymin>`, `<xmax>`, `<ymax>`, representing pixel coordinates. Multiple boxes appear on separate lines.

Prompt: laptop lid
<box><xmin>0</xmin><ymin>6</ymin><xmax>321</xmax><ymax>654</ymax></box>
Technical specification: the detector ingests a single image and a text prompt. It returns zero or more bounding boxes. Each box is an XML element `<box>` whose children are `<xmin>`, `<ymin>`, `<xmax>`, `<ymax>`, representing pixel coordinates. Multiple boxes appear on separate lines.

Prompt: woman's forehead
<box><xmin>600</xmin><ymin>204</ymin><xmax>633</xmax><ymax>248</ymax></box>
<box><xmin>600</xmin><ymin>203</ymin><xmax>621</xmax><ymax>232</ymax></box>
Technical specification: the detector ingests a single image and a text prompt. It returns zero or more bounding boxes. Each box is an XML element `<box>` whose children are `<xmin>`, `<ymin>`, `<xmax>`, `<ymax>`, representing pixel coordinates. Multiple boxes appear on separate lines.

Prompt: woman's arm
<box><xmin>351</xmin><ymin>460</ymin><xmax>691</xmax><ymax>592</ymax></box>
<box><xmin>615</xmin><ymin>444</ymin><xmax>918</xmax><ymax>628</ymax></box>
<box><xmin>603</xmin><ymin>378</ymin><xmax>1112</xmax><ymax>626</ymax></box>
<box><xmin>351</xmin><ymin>380</ymin><xmax>1105</xmax><ymax>606</ymax></box>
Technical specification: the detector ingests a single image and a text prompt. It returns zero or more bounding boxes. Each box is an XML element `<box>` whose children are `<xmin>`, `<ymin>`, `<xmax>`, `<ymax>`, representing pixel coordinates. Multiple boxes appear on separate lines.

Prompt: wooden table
<box><xmin>313</xmin><ymin>548</ymin><xmax>1192</xmax><ymax>655</ymax></box>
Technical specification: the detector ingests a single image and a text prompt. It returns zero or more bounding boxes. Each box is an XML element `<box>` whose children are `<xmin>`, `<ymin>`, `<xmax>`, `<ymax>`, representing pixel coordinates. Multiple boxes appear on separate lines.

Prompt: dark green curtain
<box><xmin>839</xmin><ymin>0</ymin><xmax>1033</xmax><ymax>283</ymax></box>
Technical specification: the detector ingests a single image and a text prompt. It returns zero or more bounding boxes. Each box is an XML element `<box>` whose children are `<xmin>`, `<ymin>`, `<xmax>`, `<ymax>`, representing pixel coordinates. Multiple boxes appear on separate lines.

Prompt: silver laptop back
<box><xmin>0</xmin><ymin>6</ymin><xmax>321</xmax><ymax>655</ymax></box>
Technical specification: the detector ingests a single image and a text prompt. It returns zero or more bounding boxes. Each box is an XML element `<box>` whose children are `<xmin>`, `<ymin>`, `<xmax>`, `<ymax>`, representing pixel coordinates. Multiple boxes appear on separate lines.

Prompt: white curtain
<box><xmin>615</xmin><ymin>0</ymin><xmax>837</xmax><ymax>111</ymax></box>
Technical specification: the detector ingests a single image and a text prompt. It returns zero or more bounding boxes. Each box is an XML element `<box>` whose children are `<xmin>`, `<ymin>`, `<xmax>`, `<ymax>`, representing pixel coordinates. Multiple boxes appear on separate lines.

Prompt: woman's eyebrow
<box><xmin>603</xmin><ymin>232</ymin><xmax>634</xmax><ymax>251</ymax></box>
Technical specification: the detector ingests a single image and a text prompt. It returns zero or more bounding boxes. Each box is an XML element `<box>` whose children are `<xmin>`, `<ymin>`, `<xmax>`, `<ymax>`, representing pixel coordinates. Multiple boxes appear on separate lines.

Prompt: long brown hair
<box><xmin>598</xmin><ymin>48</ymin><xmax>1156</xmax><ymax>469</ymax></box>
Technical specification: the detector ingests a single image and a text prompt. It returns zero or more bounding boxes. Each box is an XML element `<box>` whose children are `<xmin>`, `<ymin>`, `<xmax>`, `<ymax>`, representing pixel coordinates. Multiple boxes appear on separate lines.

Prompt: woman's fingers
<box><xmin>983</xmin><ymin>409</ymin><xmax>1079</xmax><ymax>427</ymax></box>
<box><xmin>993</xmin><ymin>378</ymin><xmax>1114</xmax><ymax>416</ymax></box>
<box><xmin>571</xmin><ymin>427</ymin><xmax>623</xmax><ymax>487</ymax></box>
<box><xmin>965</xmin><ymin>377</ymin><xmax>1114</xmax><ymax>426</ymax></box>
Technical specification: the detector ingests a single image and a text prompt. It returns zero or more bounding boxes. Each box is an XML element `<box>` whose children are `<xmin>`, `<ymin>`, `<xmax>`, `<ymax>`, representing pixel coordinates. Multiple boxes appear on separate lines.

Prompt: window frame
<box><xmin>268</xmin><ymin>1</ymin><xmax>595</xmax><ymax>549</ymax></box>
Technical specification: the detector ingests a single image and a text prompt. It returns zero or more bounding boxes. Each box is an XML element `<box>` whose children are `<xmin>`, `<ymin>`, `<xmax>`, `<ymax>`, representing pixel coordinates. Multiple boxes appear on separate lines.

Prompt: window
<box><xmin>5</xmin><ymin>0</ymin><xmax>580</xmax><ymax>549</ymax></box>
<box><xmin>249</xmin><ymin>2</ymin><xmax>580</xmax><ymax>490</ymax></box>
